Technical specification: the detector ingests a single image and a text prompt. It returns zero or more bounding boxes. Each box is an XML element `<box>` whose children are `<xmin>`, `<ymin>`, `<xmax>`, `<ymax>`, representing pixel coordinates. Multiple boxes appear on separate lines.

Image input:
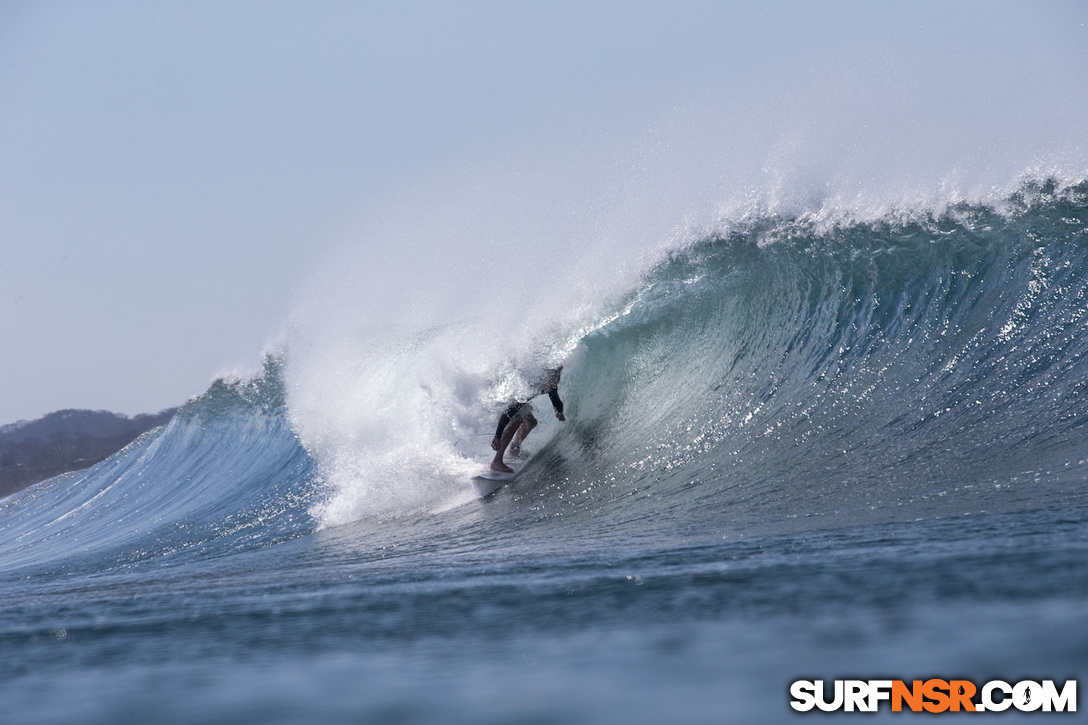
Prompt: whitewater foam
<box><xmin>273</xmin><ymin>19</ymin><xmax>1087</xmax><ymax>528</ymax></box>
<box><xmin>274</xmin><ymin>174</ymin><xmax>1088</xmax><ymax>531</ymax></box>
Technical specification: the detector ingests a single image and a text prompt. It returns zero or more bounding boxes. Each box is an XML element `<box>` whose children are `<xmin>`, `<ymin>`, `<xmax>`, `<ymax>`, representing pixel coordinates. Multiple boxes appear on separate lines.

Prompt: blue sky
<box><xmin>1</xmin><ymin>1</ymin><xmax>1086</xmax><ymax>423</ymax></box>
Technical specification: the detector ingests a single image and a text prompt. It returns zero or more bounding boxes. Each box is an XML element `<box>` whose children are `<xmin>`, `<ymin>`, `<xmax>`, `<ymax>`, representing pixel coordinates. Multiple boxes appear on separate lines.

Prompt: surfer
<box><xmin>490</xmin><ymin>367</ymin><xmax>565</xmax><ymax>472</ymax></box>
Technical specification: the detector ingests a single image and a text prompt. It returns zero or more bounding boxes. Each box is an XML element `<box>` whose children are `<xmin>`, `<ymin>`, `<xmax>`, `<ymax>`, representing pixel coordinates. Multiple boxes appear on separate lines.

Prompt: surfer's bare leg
<box><xmin>490</xmin><ymin>418</ymin><xmax>522</xmax><ymax>472</ymax></box>
<box><xmin>509</xmin><ymin>414</ymin><xmax>537</xmax><ymax>457</ymax></box>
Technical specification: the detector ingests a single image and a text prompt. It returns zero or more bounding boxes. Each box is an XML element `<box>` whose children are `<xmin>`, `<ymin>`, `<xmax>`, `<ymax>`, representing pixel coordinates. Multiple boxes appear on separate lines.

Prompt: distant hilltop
<box><xmin>0</xmin><ymin>408</ymin><xmax>177</xmax><ymax>499</ymax></box>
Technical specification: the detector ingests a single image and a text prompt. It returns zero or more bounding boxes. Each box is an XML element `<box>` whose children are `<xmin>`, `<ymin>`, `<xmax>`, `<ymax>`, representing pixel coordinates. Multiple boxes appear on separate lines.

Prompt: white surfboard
<box><xmin>472</xmin><ymin>459</ymin><xmax>525</xmax><ymax>497</ymax></box>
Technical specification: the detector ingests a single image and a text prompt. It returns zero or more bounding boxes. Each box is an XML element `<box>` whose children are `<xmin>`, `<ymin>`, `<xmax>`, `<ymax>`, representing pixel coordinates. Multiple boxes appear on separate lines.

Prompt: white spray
<box><xmin>284</xmin><ymin>26</ymin><xmax>1088</xmax><ymax>527</ymax></box>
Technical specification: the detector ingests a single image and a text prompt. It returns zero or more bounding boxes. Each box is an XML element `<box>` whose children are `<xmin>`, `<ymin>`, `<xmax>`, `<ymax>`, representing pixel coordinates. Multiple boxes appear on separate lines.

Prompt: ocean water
<box><xmin>2</xmin><ymin>178</ymin><xmax>1087</xmax><ymax>723</ymax></box>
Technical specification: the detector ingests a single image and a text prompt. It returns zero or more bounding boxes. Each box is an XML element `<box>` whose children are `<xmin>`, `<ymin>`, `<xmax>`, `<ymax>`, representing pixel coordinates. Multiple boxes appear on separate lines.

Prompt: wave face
<box><xmin>510</xmin><ymin>178</ymin><xmax>1088</xmax><ymax>531</ymax></box>
<box><xmin>0</xmin><ymin>357</ymin><xmax>317</xmax><ymax>574</ymax></box>
<box><xmin>272</xmin><ymin>177</ymin><xmax>1088</xmax><ymax>538</ymax></box>
<box><xmin>3</xmin><ymin>180</ymin><xmax>1087</xmax><ymax>561</ymax></box>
